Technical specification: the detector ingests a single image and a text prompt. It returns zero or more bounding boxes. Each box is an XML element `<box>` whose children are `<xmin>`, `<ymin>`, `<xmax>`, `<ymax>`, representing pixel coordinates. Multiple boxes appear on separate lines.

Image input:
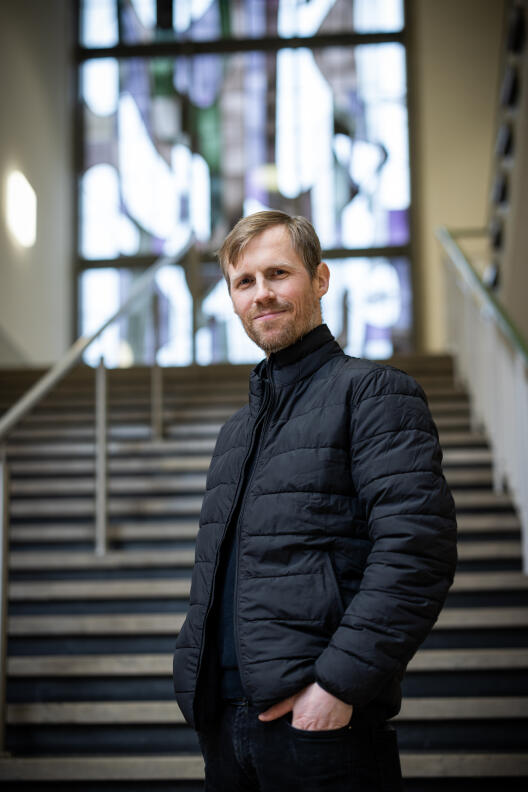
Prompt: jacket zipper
<box><xmin>233</xmin><ymin>367</ymin><xmax>275</xmax><ymax>698</ymax></box>
<box><xmin>193</xmin><ymin>367</ymin><xmax>273</xmax><ymax>719</ymax></box>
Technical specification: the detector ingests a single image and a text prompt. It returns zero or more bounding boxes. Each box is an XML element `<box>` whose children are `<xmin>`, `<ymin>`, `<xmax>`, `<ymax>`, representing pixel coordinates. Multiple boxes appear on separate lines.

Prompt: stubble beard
<box><xmin>241</xmin><ymin>297</ymin><xmax>322</xmax><ymax>355</ymax></box>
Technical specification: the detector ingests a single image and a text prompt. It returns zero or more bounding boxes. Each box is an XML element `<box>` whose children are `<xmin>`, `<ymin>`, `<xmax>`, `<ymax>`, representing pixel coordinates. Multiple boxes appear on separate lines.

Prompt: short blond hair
<box><xmin>218</xmin><ymin>211</ymin><xmax>321</xmax><ymax>287</ymax></box>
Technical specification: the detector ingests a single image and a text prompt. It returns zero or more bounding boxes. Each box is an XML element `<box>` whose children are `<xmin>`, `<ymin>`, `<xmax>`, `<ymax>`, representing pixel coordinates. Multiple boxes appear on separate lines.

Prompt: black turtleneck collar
<box><xmin>269</xmin><ymin>323</ymin><xmax>334</xmax><ymax>369</ymax></box>
<box><xmin>248</xmin><ymin>324</ymin><xmax>343</xmax><ymax>410</ymax></box>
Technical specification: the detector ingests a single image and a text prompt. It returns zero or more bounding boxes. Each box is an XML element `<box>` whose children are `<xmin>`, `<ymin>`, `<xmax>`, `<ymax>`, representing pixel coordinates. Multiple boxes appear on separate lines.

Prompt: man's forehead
<box><xmin>233</xmin><ymin>225</ymin><xmax>295</xmax><ymax>266</ymax></box>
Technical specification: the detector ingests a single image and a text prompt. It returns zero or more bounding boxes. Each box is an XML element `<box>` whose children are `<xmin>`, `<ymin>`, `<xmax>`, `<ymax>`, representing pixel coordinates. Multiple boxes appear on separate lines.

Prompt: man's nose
<box><xmin>254</xmin><ymin>278</ymin><xmax>275</xmax><ymax>302</ymax></box>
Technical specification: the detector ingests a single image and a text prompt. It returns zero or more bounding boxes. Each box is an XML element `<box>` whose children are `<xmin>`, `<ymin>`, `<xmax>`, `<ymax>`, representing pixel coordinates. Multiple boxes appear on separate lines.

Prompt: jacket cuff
<box><xmin>314</xmin><ymin>668</ymin><xmax>355</xmax><ymax>706</ymax></box>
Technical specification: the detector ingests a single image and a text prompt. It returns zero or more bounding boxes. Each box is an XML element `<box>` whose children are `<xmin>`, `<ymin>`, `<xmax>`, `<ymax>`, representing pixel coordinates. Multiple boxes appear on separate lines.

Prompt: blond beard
<box><xmin>240</xmin><ymin>298</ymin><xmax>322</xmax><ymax>355</ymax></box>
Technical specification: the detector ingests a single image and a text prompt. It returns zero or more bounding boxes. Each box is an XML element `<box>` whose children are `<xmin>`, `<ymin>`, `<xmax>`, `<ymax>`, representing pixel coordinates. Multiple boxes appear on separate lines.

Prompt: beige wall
<box><xmin>0</xmin><ymin>0</ymin><xmax>73</xmax><ymax>366</ymax></box>
<box><xmin>409</xmin><ymin>0</ymin><xmax>507</xmax><ymax>351</ymax></box>
<box><xmin>500</xmin><ymin>14</ymin><xmax>528</xmax><ymax>345</ymax></box>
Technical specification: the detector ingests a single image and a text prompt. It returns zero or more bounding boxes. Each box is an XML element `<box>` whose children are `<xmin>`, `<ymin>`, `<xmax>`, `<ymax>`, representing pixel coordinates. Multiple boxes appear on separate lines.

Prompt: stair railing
<box><xmin>0</xmin><ymin>238</ymin><xmax>194</xmax><ymax>751</ymax></box>
<box><xmin>438</xmin><ymin>227</ymin><xmax>528</xmax><ymax>573</ymax></box>
<box><xmin>0</xmin><ymin>235</ymin><xmax>193</xmax><ymax>547</ymax></box>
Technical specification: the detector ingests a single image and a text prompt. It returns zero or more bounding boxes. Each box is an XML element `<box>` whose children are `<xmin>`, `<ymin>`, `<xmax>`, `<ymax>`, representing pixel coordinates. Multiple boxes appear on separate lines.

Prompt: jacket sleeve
<box><xmin>314</xmin><ymin>366</ymin><xmax>457</xmax><ymax>707</ymax></box>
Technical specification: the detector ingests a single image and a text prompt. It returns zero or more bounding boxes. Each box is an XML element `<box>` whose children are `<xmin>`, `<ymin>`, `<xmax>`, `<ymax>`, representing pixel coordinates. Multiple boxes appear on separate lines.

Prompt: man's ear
<box><xmin>315</xmin><ymin>261</ymin><xmax>330</xmax><ymax>298</ymax></box>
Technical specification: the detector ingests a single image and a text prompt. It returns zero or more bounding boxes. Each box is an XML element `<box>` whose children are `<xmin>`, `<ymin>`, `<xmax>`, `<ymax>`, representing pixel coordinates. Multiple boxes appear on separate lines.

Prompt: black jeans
<box><xmin>197</xmin><ymin>699</ymin><xmax>404</xmax><ymax>792</ymax></box>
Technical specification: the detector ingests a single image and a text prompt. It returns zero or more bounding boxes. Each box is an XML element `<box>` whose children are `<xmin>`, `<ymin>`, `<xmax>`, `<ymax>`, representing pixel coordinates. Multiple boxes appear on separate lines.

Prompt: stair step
<box><xmin>9</xmin><ymin>470</ymin><xmax>495</xmax><ymax>492</ymax></box>
<box><xmin>9</xmin><ymin>550</ymin><xmax>196</xmax><ymax>570</ymax></box>
<box><xmin>402</xmin><ymin>752</ymin><xmax>528</xmax><ymax>778</ymax></box>
<box><xmin>12</xmin><ymin>549</ymin><xmax>522</xmax><ymax>573</ymax></box>
<box><xmin>444</xmin><ymin>469</ymin><xmax>492</xmax><ymax>485</ymax></box>
<box><xmin>7</xmin><ymin>696</ymin><xmax>528</xmax><ymax>726</ymax></box>
<box><xmin>407</xmin><ymin>647</ymin><xmax>528</xmax><ymax>671</ymax></box>
<box><xmin>9</xmin><ymin>491</ymin><xmax>514</xmax><ymax>519</ymax></box>
<box><xmin>9</xmin><ymin>457</ymin><xmax>211</xmax><ymax>475</ymax></box>
<box><xmin>8</xmin><ymin>607</ymin><xmax>528</xmax><ymax>635</ymax></box>
<box><xmin>11</xmin><ymin>475</ymin><xmax>207</xmax><ymax>496</ymax></box>
<box><xmin>442</xmin><ymin>448</ymin><xmax>492</xmax><ymax>465</ymax></box>
<box><xmin>7</xmin><ymin>700</ymin><xmax>185</xmax><ymax>724</ymax></box>
<box><xmin>0</xmin><ymin>752</ymin><xmax>526</xmax><ymax>781</ymax></box>
<box><xmin>8</xmin><ymin>648</ymin><xmax>528</xmax><ymax>678</ymax></box>
<box><xmin>19</xmin><ymin>407</ymin><xmax>235</xmax><ymax>423</ymax></box>
<box><xmin>7</xmin><ymin>653</ymin><xmax>174</xmax><ymax>676</ymax></box>
<box><xmin>452</xmin><ymin>572</ymin><xmax>528</xmax><ymax>590</ymax></box>
<box><xmin>10</xmin><ymin>496</ymin><xmax>203</xmax><ymax>518</ymax></box>
<box><xmin>456</xmin><ymin>541</ymin><xmax>521</xmax><ymax>560</ymax></box>
<box><xmin>8</xmin><ymin>613</ymin><xmax>186</xmax><ymax>635</ymax></box>
<box><xmin>7</xmin><ymin>516</ymin><xmax>520</xmax><ymax>544</ymax></box>
<box><xmin>436</xmin><ymin>607</ymin><xmax>528</xmax><ymax>628</ymax></box>
<box><xmin>398</xmin><ymin>696</ymin><xmax>528</xmax><ymax>720</ymax></box>
<box><xmin>6</xmin><ymin>439</ymin><xmax>216</xmax><ymax>457</ymax></box>
<box><xmin>9</xmin><ymin>521</ymin><xmax>199</xmax><ymax>543</ymax></box>
<box><xmin>456</xmin><ymin>514</ymin><xmax>521</xmax><ymax>532</ymax></box>
<box><xmin>10</xmin><ymin>424</ymin><xmax>223</xmax><ymax>441</ymax></box>
<box><xmin>453</xmin><ymin>491</ymin><xmax>514</xmax><ymax>509</ymax></box>
<box><xmin>9</xmin><ymin>571</ymin><xmax>528</xmax><ymax>602</ymax></box>
<box><xmin>438</xmin><ymin>432</ymin><xmax>487</xmax><ymax>447</ymax></box>
<box><xmin>9</xmin><ymin>579</ymin><xmax>191</xmax><ymax>600</ymax></box>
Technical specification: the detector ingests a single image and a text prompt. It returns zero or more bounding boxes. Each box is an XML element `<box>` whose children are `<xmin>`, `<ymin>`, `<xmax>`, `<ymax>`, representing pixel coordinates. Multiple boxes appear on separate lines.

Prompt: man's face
<box><xmin>227</xmin><ymin>225</ymin><xmax>330</xmax><ymax>355</ymax></box>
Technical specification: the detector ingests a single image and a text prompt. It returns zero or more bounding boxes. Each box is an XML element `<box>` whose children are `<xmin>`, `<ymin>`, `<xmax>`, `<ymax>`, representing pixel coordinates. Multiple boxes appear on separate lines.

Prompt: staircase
<box><xmin>0</xmin><ymin>355</ymin><xmax>527</xmax><ymax>791</ymax></box>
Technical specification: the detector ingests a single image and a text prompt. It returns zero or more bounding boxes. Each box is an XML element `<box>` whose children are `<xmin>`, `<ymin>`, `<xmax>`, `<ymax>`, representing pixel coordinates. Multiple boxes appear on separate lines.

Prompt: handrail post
<box><xmin>0</xmin><ymin>447</ymin><xmax>10</xmax><ymax>754</ymax></box>
<box><xmin>95</xmin><ymin>356</ymin><xmax>108</xmax><ymax>556</ymax></box>
<box><xmin>151</xmin><ymin>362</ymin><xmax>163</xmax><ymax>441</ymax></box>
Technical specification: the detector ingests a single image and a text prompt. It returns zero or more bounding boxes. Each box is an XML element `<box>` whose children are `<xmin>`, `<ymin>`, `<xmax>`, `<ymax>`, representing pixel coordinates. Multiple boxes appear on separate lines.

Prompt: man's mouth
<box><xmin>253</xmin><ymin>309</ymin><xmax>287</xmax><ymax>321</ymax></box>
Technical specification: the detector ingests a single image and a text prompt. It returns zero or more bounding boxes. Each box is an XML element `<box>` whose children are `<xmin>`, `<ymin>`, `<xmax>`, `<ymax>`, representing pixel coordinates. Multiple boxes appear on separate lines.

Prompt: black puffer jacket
<box><xmin>173</xmin><ymin>324</ymin><xmax>457</xmax><ymax>730</ymax></box>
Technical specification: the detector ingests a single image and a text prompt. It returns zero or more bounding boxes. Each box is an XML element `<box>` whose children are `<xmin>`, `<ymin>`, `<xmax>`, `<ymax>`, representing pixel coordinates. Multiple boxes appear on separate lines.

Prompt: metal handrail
<box><xmin>438</xmin><ymin>226</ymin><xmax>528</xmax><ymax>573</ymax></box>
<box><xmin>0</xmin><ymin>236</ymin><xmax>193</xmax><ymax>442</ymax></box>
<box><xmin>0</xmin><ymin>237</ymin><xmax>194</xmax><ymax>755</ymax></box>
<box><xmin>436</xmin><ymin>227</ymin><xmax>528</xmax><ymax>365</ymax></box>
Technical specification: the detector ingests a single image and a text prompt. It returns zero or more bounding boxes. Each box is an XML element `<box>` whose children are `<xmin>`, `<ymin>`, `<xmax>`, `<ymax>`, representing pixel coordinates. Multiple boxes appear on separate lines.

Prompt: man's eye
<box><xmin>273</xmin><ymin>268</ymin><xmax>287</xmax><ymax>276</ymax></box>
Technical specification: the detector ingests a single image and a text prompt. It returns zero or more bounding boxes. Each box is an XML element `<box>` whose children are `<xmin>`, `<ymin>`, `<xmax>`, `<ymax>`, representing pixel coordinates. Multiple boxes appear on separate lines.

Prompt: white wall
<box><xmin>410</xmin><ymin>0</ymin><xmax>507</xmax><ymax>351</ymax></box>
<box><xmin>0</xmin><ymin>0</ymin><xmax>74</xmax><ymax>366</ymax></box>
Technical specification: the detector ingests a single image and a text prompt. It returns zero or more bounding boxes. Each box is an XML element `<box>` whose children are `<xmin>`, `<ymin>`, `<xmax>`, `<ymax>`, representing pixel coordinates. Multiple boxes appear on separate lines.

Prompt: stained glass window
<box><xmin>80</xmin><ymin>0</ymin><xmax>404</xmax><ymax>46</ymax></box>
<box><xmin>78</xmin><ymin>0</ymin><xmax>412</xmax><ymax>363</ymax></box>
<box><xmin>81</xmin><ymin>43</ymin><xmax>409</xmax><ymax>259</ymax></box>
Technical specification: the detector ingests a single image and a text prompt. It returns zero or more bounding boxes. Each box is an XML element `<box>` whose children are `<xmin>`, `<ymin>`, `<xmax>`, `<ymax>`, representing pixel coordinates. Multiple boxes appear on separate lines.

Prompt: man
<box><xmin>173</xmin><ymin>211</ymin><xmax>457</xmax><ymax>791</ymax></box>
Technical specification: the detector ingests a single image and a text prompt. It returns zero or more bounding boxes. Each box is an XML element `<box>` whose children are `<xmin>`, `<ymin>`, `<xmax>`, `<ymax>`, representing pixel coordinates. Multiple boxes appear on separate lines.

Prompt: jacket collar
<box><xmin>248</xmin><ymin>324</ymin><xmax>343</xmax><ymax>412</ymax></box>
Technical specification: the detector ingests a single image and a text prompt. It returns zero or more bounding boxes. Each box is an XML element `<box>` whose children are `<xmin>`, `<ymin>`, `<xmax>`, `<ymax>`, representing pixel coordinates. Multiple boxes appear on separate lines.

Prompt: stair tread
<box><xmin>9</xmin><ymin>571</ymin><xmax>528</xmax><ymax>601</ymax></box>
<box><xmin>6</xmin><ymin>439</ymin><xmax>216</xmax><ymax>456</ymax></box>
<box><xmin>11</xmin><ymin>475</ymin><xmax>207</xmax><ymax>495</ymax></box>
<box><xmin>407</xmin><ymin>647</ymin><xmax>528</xmax><ymax>671</ymax></box>
<box><xmin>8</xmin><ymin>607</ymin><xmax>528</xmax><ymax>634</ymax></box>
<box><xmin>9</xmin><ymin>542</ymin><xmax>523</xmax><ymax>571</ymax></box>
<box><xmin>456</xmin><ymin>513</ymin><xmax>521</xmax><ymax>531</ymax></box>
<box><xmin>9</xmin><ymin>550</ymin><xmax>196</xmax><ymax>569</ymax></box>
<box><xmin>453</xmin><ymin>491</ymin><xmax>514</xmax><ymax>508</ymax></box>
<box><xmin>436</xmin><ymin>607</ymin><xmax>528</xmax><ymax>628</ymax></box>
<box><xmin>452</xmin><ymin>571</ymin><xmax>528</xmax><ymax>590</ymax></box>
<box><xmin>9</xmin><ymin>579</ymin><xmax>191</xmax><ymax>600</ymax></box>
<box><xmin>7</xmin><ymin>697</ymin><xmax>528</xmax><ymax>725</ymax></box>
<box><xmin>10</xmin><ymin>471</ymin><xmax>495</xmax><ymax>492</ymax></box>
<box><xmin>398</xmin><ymin>696</ymin><xmax>528</xmax><ymax>719</ymax></box>
<box><xmin>456</xmin><ymin>541</ymin><xmax>521</xmax><ymax>559</ymax></box>
<box><xmin>9</xmin><ymin>457</ymin><xmax>211</xmax><ymax>474</ymax></box>
<box><xmin>9</xmin><ymin>521</ymin><xmax>199</xmax><ymax>543</ymax></box>
<box><xmin>10</xmin><ymin>496</ymin><xmax>203</xmax><ymax>517</ymax></box>
<box><xmin>9</xmin><ymin>613</ymin><xmax>186</xmax><ymax>635</ymax></box>
<box><xmin>7</xmin><ymin>517</ymin><xmax>521</xmax><ymax>543</ymax></box>
<box><xmin>0</xmin><ymin>752</ymin><xmax>525</xmax><ymax>781</ymax></box>
<box><xmin>8</xmin><ymin>648</ymin><xmax>528</xmax><ymax>677</ymax></box>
